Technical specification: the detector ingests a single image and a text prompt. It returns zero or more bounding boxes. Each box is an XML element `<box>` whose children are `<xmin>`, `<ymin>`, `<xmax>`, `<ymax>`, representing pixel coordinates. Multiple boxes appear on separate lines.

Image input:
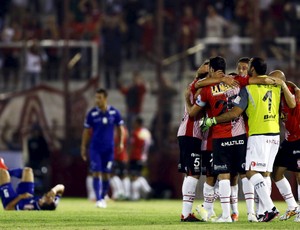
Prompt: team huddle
<box><xmin>178</xmin><ymin>56</ymin><xmax>300</xmax><ymax>223</ymax></box>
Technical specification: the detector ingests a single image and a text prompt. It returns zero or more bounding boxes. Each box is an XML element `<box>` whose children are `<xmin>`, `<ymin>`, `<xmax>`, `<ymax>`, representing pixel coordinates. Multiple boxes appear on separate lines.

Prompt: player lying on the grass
<box><xmin>0</xmin><ymin>159</ymin><xmax>64</xmax><ymax>210</ymax></box>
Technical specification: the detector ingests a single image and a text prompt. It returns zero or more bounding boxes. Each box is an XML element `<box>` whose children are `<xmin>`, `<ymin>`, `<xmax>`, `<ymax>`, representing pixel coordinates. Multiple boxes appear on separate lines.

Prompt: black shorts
<box><xmin>274</xmin><ymin>139</ymin><xmax>300</xmax><ymax>172</ymax></box>
<box><xmin>213</xmin><ymin>134</ymin><xmax>247</xmax><ymax>174</ymax></box>
<box><xmin>129</xmin><ymin>160</ymin><xmax>144</xmax><ymax>176</ymax></box>
<box><xmin>201</xmin><ymin>151</ymin><xmax>216</xmax><ymax>177</ymax></box>
<box><xmin>177</xmin><ymin>136</ymin><xmax>202</xmax><ymax>176</ymax></box>
<box><xmin>112</xmin><ymin>160</ymin><xmax>128</xmax><ymax>177</ymax></box>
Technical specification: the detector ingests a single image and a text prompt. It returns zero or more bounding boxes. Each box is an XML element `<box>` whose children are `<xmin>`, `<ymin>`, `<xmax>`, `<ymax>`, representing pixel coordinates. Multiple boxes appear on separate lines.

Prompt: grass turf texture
<box><xmin>0</xmin><ymin>198</ymin><xmax>299</xmax><ymax>229</ymax></box>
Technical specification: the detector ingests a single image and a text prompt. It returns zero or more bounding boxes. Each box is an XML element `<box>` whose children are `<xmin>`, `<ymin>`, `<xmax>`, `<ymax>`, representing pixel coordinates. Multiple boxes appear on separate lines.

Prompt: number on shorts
<box><xmin>194</xmin><ymin>158</ymin><xmax>200</xmax><ymax>167</ymax></box>
<box><xmin>3</xmin><ymin>188</ymin><xmax>9</xmax><ymax>198</ymax></box>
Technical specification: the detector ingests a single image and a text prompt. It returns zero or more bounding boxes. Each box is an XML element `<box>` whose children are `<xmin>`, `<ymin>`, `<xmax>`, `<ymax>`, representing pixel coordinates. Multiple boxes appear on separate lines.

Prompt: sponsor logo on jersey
<box><xmin>211</xmin><ymin>83</ymin><xmax>232</xmax><ymax>96</ymax></box>
<box><xmin>178</xmin><ymin>163</ymin><xmax>181</xmax><ymax>169</ymax></box>
<box><xmin>214</xmin><ymin>164</ymin><xmax>228</xmax><ymax>171</ymax></box>
<box><xmin>241</xmin><ymin>163</ymin><xmax>246</xmax><ymax>169</ymax></box>
<box><xmin>221</xmin><ymin>140</ymin><xmax>244</xmax><ymax>146</ymax></box>
<box><xmin>251</xmin><ymin>161</ymin><xmax>266</xmax><ymax>167</ymax></box>
<box><xmin>102</xmin><ymin>117</ymin><xmax>108</xmax><ymax>124</ymax></box>
<box><xmin>266</xmin><ymin>139</ymin><xmax>279</xmax><ymax>145</ymax></box>
<box><xmin>92</xmin><ymin>111</ymin><xmax>98</xmax><ymax>116</ymax></box>
<box><xmin>233</xmin><ymin>96</ymin><xmax>241</xmax><ymax>104</ymax></box>
<box><xmin>109</xmin><ymin>110</ymin><xmax>116</xmax><ymax>114</ymax></box>
<box><xmin>196</xmin><ymin>95</ymin><xmax>206</xmax><ymax>107</ymax></box>
<box><xmin>264</xmin><ymin>114</ymin><xmax>276</xmax><ymax>120</ymax></box>
<box><xmin>191</xmin><ymin>153</ymin><xmax>200</xmax><ymax>157</ymax></box>
<box><xmin>293</xmin><ymin>150</ymin><xmax>300</xmax><ymax>154</ymax></box>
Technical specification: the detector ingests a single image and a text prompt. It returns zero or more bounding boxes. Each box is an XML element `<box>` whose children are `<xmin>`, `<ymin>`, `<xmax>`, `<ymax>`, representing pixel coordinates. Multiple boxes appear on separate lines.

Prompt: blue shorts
<box><xmin>0</xmin><ymin>182</ymin><xmax>34</xmax><ymax>209</ymax></box>
<box><xmin>90</xmin><ymin>148</ymin><xmax>114</xmax><ymax>173</ymax></box>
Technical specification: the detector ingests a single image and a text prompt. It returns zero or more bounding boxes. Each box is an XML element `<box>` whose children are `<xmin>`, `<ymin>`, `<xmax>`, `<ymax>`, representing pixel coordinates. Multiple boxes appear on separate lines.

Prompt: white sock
<box><xmin>254</xmin><ymin>190</ymin><xmax>259</xmax><ymax>214</ymax></box>
<box><xmin>242</xmin><ymin>177</ymin><xmax>254</xmax><ymax>214</ymax></box>
<box><xmin>219</xmin><ymin>179</ymin><xmax>231</xmax><ymax>218</ymax></box>
<box><xmin>214</xmin><ymin>180</ymin><xmax>220</xmax><ymax>201</ymax></box>
<box><xmin>275</xmin><ymin>177</ymin><xmax>298</xmax><ymax>210</ymax></box>
<box><xmin>86</xmin><ymin>175</ymin><xmax>95</xmax><ymax>200</ymax></box>
<box><xmin>110</xmin><ymin>176</ymin><xmax>124</xmax><ymax>199</ymax></box>
<box><xmin>137</xmin><ymin>177</ymin><xmax>151</xmax><ymax>194</ymax></box>
<box><xmin>230</xmin><ymin>184</ymin><xmax>239</xmax><ymax>214</ymax></box>
<box><xmin>182</xmin><ymin>176</ymin><xmax>198</xmax><ymax>218</ymax></box>
<box><xmin>203</xmin><ymin>182</ymin><xmax>215</xmax><ymax>213</ymax></box>
<box><xmin>110</xmin><ymin>176</ymin><xmax>118</xmax><ymax>199</ymax></box>
<box><xmin>131</xmin><ymin>179</ymin><xmax>141</xmax><ymax>200</ymax></box>
<box><xmin>264</xmin><ymin>176</ymin><xmax>272</xmax><ymax>196</ymax></box>
<box><xmin>122</xmin><ymin>177</ymin><xmax>131</xmax><ymax>199</ymax></box>
<box><xmin>250</xmin><ymin>173</ymin><xmax>274</xmax><ymax>211</ymax></box>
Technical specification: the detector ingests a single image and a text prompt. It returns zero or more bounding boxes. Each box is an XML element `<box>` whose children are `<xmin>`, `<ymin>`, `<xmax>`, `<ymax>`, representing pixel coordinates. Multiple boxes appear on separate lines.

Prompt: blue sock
<box><xmin>8</xmin><ymin>168</ymin><xmax>23</xmax><ymax>179</ymax></box>
<box><xmin>93</xmin><ymin>177</ymin><xmax>101</xmax><ymax>201</ymax></box>
<box><xmin>101</xmin><ymin>180</ymin><xmax>109</xmax><ymax>199</ymax></box>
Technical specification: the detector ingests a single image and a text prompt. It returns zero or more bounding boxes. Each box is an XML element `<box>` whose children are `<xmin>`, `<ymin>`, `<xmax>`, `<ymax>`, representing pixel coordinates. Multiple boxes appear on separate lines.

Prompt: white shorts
<box><xmin>245</xmin><ymin>135</ymin><xmax>280</xmax><ymax>172</ymax></box>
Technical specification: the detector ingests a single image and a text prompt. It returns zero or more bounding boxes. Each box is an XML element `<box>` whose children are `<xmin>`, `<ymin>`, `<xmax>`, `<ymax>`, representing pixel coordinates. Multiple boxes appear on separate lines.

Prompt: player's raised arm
<box><xmin>185</xmin><ymin>87</ymin><xmax>204</xmax><ymax>117</ymax></box>
<box><xmin>49</xmin><ymin>184</ymin><xmax>65</xmax><ymax>197</ymax></box>
<box><xmin>269</xmin><ymin>71</ymin><xmax>296</xmax><ymax>109</ymax></box>
<box><xmin>195</xmin><ymin>71</ymin><xmax>239</xmax><ymax>88</ymax></box>
<box><xmin>280</xmin><ymin>80</ymin><xmax>296</xmax><ymax>109</ymax></box>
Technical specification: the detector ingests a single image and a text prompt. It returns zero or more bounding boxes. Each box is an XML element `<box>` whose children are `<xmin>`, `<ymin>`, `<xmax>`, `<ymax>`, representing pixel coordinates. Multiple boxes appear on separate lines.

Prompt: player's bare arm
<box><xmin>248</xmin><ymin>76</ymin><xmax>277</xmax><ymax>85</ymax></box>
<box><xmin>116</xmin><ymin>125</ymin><xmax>124</xmax><ymax>154</ymax></box>
<box><xmin>185</xmin><ymin>87</ymin><xmax>203</xmax><ymax>117</ymax></box>
<box><xmin>5</xmin><ymin>193</ymin><xmax>33</xmax><ymax>210</ymax></box>
<box><xmin>215</xmin><ymin>106</ymin><xmax>244</xmax><ymax>124</ymax></box>
<box><xmin>281</xmin><ymin>81</ymin><xmax>296</xmax><ymax>109</ymax></box>
<box><xmin>49</xmin><ymin>184</ymin><xmax>65</xmax><ymax>197</ymax></box>
<box><xmin>200</xmin><ymin>106</ymin><xmax>244</xmax><ymax>132</ymax></box>
<box><xmin>81</xmin><ymin>128</ymin><xmax>91</xmax><ymax>161</ymax></box>
<box><xmin>268</xmin><ymin>73</ymin><xmax>296</xmax><ymax>108</ymax></box>
<box><xmin>195</xmin><ymin>71</ymin><xmax>239</xmax><ymax>88</ymax></box>
<box><xmin>286</xmin><ymin>81</ymin><xmax>300</xmax><ymax>102</ymax></box>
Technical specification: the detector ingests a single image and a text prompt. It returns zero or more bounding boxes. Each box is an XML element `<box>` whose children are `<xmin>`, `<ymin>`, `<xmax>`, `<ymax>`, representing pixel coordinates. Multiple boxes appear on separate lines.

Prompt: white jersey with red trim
<box><xmin>177</xmin><ymin>79</ymin><xmax>203</xmax><ymax>139</ymax></box>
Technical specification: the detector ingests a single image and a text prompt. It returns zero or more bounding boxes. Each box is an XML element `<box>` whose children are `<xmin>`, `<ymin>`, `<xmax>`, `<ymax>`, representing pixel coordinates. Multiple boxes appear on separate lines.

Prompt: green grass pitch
<box><xmin>0</xmin><ymin>198</ymin><xmax>299</xmax><ymax>229</ymax></box>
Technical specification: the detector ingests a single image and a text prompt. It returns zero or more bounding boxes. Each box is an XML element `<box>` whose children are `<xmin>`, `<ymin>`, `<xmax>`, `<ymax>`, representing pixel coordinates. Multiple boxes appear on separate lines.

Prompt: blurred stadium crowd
<box><xmin>1</xmin><ymin>0</ymin><xmax>300</xmax><ymax>198</ymax></box>
<box><xmin>0</xmin><ymin>0</ymin><xmax>300</xmax><ymax>90</ymax></box>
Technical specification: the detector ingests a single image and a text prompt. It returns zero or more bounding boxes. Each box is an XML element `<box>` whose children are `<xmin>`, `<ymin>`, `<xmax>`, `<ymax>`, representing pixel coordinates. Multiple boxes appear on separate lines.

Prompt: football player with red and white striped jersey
<box><xmin>178</xmin><ymin>61</ymin><xmax>209</xmax><ymax>222</ymax></box>
<box><xmin>273</xmin><ymin>81</ymin><xmax>300</xmax><ymax>221</ymax></box>
<box><xmin>186</xmin><ymin>56</ymin><xmax>248</xmax><ymax>223</ymax></box>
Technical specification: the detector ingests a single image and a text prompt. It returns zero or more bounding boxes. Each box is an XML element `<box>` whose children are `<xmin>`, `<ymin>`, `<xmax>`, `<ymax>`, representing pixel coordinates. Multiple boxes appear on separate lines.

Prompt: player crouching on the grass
<box><xmin>0</xmin><ymin>158</ymin><xmax>64</xmax><ymax>210</ymax></box>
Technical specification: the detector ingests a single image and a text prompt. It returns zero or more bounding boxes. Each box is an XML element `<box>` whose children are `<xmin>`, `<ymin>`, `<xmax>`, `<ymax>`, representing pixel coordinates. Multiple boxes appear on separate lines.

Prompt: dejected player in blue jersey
<box><xmin>81</xmin><ymin>88</ymin><xmax>124</xmax><ymax>208</ymax></box>
<box><xmin>0</xmin><ymin>158</ymin><xmax>64</xmax><ymax>211</ymax></box>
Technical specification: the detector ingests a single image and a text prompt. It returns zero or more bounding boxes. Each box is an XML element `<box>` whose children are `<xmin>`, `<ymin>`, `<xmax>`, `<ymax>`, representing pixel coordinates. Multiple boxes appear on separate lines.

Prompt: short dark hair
<box><xmin>135</xmin><ymin>117</ymin><xmax>143</xmax><ymax>126</ymax></box>
<box><xmin>40</xmin><ymin>202</ymin><xmax>56</xmax><ymax>210</ymax></box>
<box><xmin>237</xmin><ymin>57</ymin><xmax>250</xmax><ymax>64</ymax></box>
<box><xmin>228</xmin><ymin>72</ymin><xmax>238</xmax><ymax>76</ymax></box>
<box><xmin>196</xmin><ymin>60</ymin><xmax>209</xmax><ymax>79</ymax></box>
<box><xmin>209</xmin><ymin>56</ymin><xmax>226</xmax><ymax>73</ymax></box>
<box><xmin>96</xmin><ymin>88</ymin><xmax>108</xmax><ymax>97</ymax></box>
<box><xmin>250</xmin><ymin>57</ymin><xmax>267</xmax><ymax>75</ymax></box>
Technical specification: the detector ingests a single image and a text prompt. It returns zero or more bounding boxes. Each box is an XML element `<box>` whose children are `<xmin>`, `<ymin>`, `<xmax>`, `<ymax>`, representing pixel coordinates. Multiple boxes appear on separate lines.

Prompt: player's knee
<box><xmin>272</xmin><ymin>167</ymin><xmax>286</xmax><ymax>181</ymax></box>
<box><xmin>92</xmin><ymin>172</ymin><xmax>101</xmax><ymax>177</ymax></box>
<box><xmin>0</xmin><ymin>168</ymin><xmax>7</xmax><ymax>176</ymax></box>
<box><xmin>0</xmin><ymin>169</ymin><xmax>10</xmax><ymax>184</ymax></box>
<box><xmin>23</xmin><ymin>167</ymin><xmax>33</xmax><ymax>175</ymax></box>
